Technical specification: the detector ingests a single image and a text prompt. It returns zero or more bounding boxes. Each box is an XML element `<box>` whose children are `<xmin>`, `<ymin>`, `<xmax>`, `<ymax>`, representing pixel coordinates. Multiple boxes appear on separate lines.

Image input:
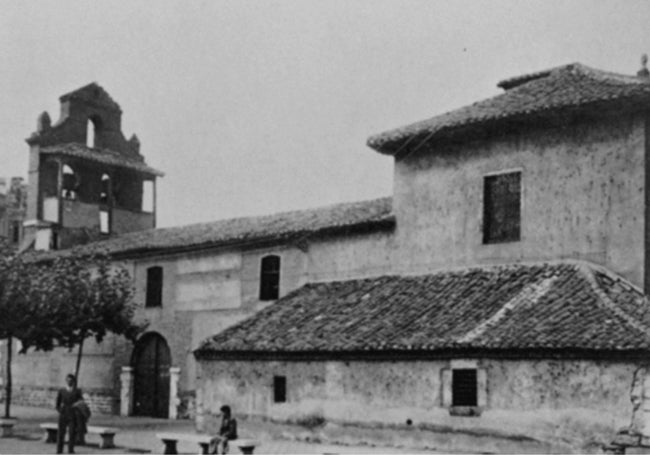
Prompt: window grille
<box><xmin>452</xmin><ymin>369</ymin><xmax>478</xmax><ymax>407</ymax></box>
<box><xmin>483</xmin><ymin>172</ymin><xmax>521</xmax><ymax>244</ymax></box>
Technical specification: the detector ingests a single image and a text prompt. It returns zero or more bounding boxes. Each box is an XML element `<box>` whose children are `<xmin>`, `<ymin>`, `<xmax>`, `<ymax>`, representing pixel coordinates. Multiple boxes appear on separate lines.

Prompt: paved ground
<box><xmin>0</xmin><ymin>406</ymin><xmax>432</xmax><ymax>454</ymax></box>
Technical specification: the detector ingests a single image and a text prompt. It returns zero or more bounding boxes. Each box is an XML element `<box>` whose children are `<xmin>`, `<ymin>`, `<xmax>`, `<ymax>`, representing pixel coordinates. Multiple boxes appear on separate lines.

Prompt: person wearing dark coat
<box><xmin>215</xmin><ymin>405</ymin><xmax>237</xmax><ymax>454</ymax></box>
<box><xmin>56</xmin><ymin>374</ymin><xmax>83</xmax><ymax>454</ymax></box>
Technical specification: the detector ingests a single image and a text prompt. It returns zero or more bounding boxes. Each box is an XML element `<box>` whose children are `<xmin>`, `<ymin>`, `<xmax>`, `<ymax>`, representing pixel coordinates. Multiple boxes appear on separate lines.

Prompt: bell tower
<box><xmin>24</xmin><ymin>83</ymin><xmax>164</xmax><ymax>250</ymax></box>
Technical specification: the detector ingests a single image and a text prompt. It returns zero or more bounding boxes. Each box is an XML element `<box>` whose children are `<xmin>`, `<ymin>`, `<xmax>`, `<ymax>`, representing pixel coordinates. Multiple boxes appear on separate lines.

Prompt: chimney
<box><xmin>638</xmin><ymin>54</ymin><xmax>649</xmax><ymax>78</ymax></box>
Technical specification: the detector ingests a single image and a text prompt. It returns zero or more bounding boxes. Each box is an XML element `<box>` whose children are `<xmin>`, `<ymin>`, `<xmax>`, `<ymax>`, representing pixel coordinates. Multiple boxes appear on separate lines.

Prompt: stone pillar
<box><xmin>195</xmin><ymin>386</ymin><xmax>205</xmax><ymax>432</ymax></box>
<box><xmin>169</xmin><ymin>367</ymin><xmax>181</xmax><ymax>420</ymax></box>
<box><xmin>119</xmin><ymin>366</ymin><xmax>133</xmax><ymax>417</ymax></box>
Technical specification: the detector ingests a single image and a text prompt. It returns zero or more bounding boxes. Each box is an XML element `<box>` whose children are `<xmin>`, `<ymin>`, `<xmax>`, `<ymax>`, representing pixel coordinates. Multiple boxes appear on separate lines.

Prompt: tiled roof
<box><xmin>367</xmin><ymin>63</ymin><xmax>650</xmax><ymax>155</ymax></box>
<box><xmin>40</xmin><ymin>143</ymin><xmax>164</xmax><ymax>177</ymax></box>
<box><xmin>195</xmin><ymin>261</ymin><xmax>650</xmax><ymax>357</ymax></box>
<box><xmin>33</xmin><ymin>197</ymin><xmax>393</xmax><ymax>259</ymax></box>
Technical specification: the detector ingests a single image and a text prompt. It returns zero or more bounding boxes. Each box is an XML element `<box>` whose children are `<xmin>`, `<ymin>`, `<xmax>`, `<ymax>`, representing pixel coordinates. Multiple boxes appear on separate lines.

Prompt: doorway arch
<box><xmin>132</xmin><ymin>332</ymin><xmax>171</xmax><ymax>418</ymax></box>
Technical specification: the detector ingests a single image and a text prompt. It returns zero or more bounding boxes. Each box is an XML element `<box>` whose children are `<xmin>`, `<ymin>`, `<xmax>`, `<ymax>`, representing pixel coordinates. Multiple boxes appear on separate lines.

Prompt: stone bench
<box><xmin>232</xmin><ymin>438</ymin><xmax>258</xmax><ymax>454</ymax></box>
<box><xmin>155</xmin><ymin>432</ymin><xmax>258</xmax><ymax>454</ymax></box>
<box><xmin>40</xmin><ymin>423</ymin><xmax>118</xmax><ymax>449</ymax></box>
<box><xmin>156</xmin><ymin>432</ymin><xmax>220</xmax><ymax>454</ymax></box>
<box><xmin>0</xmin><ymin>419</ymin><xmax>16</xmax><ymax>438</ymax></box>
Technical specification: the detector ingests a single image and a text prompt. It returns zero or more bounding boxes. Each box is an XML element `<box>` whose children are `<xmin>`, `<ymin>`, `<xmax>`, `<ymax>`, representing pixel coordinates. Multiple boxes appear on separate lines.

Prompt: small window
<box><xmin>452</xmin><ymin>369</ymin><xmax>477</xmax><ymax>407</ymax></box>
<box><xmin>86</xmin><ymin>117</ymin><xmax>101</xmax><ymax>148</ymax></box>
<box><xmin>146</xmin><ymin>266</ymin><xmax>163</xmax><ymax>308</ymax></box>
<box><xmin>11</xmin><ymin>221</ymin><xmax>20</xmax><ymax>244</ymax></box>
<box><xmin>100</xmin><ymin>174</ymin><xmax>111</xmax><ymax>205</ymax></box>
<box><xmin>61</xmin><ymin>165</ymin><xmax>79</xmax><ymax>200</ymax></box>
<box><xmin>259</xmin><ymin>255</ymin><xmax>280</xmax><ymax>301</ymax></box>
<box><xmin>50</xmin><ymin>231</ymin><xmax>58</xmax><ymax>251</ymax></box>
<box><xmin>483</xmin><ymin>171</ymin><xmax>521</xmax><ymax>244</ymax></box>
<box><xmin>273</xmin><ymin>375</ymin><xmax>286</xmax><ymax>403</ymax></box>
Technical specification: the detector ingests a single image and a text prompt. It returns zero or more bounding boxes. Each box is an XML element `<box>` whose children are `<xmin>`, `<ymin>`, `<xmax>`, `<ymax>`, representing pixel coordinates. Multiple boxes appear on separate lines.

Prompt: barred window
<box><xmin>452</xmin><ymin>369</ymin><xmax>477</xmax><ymax>407</ymax></box>
<box><xmin>483</xmin><ymin>172</ymin><xmax>521</xmax><ymax>244</ymax></box>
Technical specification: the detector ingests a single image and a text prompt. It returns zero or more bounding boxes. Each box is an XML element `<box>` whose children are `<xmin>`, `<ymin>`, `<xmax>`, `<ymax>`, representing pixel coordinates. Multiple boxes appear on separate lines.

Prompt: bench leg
<box><xmin>238</xmin><ymin>446</ymin><xmax>255</xmax><ymax>454</ymax></box>
<box><xmin>0</xmin><ymin>425</ymin><xmax>13</xmax><ymax>438</ymax></box>
<box><xmin>198</xmin><ymin>441</ymin><xmax>212</xmax><ymax>454</ymax></box>
<box><xmin>162</xmin><ymin>439</ymin><xmax>178</xmax><ymax>455</ymax></box>
<box><xmin>99</xmin><ymin>433</ymin><xmax>115</xmax><ymax>449</ymax></box>
<box><xmin>44</xmin><ymin>428</ymin><xmax>58</xmax><ymax>443</ymax></box>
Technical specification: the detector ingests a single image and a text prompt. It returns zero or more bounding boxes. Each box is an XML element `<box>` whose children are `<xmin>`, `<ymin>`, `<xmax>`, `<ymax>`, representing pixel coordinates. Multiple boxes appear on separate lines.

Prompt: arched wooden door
<box><xmin>132</xmin><ymin>333</ymin><xmax>171</xmax><ymax>418</ymax></box>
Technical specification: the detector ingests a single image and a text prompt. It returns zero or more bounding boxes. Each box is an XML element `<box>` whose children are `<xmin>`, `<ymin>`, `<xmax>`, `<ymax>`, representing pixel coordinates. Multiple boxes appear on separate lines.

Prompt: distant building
<box><xmin>0</xmin><ymin>177</ymin><xmax>27</xmax><ymax>246</ymax></box>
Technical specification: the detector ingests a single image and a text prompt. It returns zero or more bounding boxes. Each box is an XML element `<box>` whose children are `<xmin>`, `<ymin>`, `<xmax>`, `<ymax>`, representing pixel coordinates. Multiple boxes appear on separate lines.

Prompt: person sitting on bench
<box><xmin>215</xmin><ymin>405</ymin><xmax>237</xmax><ymax>454</ymax></box>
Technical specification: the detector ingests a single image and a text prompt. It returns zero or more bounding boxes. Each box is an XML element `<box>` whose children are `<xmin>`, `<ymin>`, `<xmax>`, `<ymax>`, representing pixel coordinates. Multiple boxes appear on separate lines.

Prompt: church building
<box><xmin>5</xmin><ymin>59</ymin><xmax>650</xmax><ymax>450</ymax></box>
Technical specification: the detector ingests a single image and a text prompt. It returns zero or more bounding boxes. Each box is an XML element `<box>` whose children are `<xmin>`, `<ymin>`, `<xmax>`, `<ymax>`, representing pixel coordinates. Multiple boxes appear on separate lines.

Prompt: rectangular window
<box><xmin>11</xmin><ymin>221</ymin><xmax>20</xmax><ymax>244</ymax></box>
<box><xmin>260</xmin><ymin>255</ymin><xmax>281</xmax><ymax>301</ymax></box>
<box><xmin>273</xmin><ymin>375</ymin><xmax>286</xmax><ymax>403</ymax></box>
<box><xmin>483</xmin><ymin>171</ymin><xmax>521</xmax><ymax>244</ymax></box>
<box><xmin>146</xmin><ymin>266</ymin><xmax>163</xmax><ymax>308</ymax></box>
<box><xmin>452</xmin><ymin>369</ymin><xmax>477</xmax><ymax>407</ymax></box>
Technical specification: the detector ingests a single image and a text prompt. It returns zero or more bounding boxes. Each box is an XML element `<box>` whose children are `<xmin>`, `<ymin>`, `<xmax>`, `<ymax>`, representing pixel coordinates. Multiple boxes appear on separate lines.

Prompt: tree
<box><xmin>0</xmin><ymin>241</ymin><xmax>49</xmax><ymax>418</ymax></box>
<box><xmin>0</xmin><ymin>245</ymin><xmax>145</xmax><ymax>418</ymax></box>
<box><xmin>38</xmin><ymin>251</ymin><xmax>145</xmax><ymax>381</ymax></box>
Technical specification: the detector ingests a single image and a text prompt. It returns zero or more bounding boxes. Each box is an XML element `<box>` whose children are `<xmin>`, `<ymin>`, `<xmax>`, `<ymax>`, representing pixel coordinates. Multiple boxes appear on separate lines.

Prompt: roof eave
<box><xmin>194</xmin><ymin>347</ymin><xmax>650</xmax><ymax>362</ymax></box>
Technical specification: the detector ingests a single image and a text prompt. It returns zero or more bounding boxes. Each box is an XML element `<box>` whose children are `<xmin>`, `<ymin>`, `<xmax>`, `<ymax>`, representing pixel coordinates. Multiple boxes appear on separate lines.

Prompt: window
<box><xmin>273</xmin><ymin>375</ymin><xmax>286</xmax><ymax>403</ymax></box>
<box><xmin>483</xmin><ymin>171</ymin><xmax>521</xmax><ymax>244</ymax></box>
<box><xmin>50</xmin><ymin>231</ymin><xmax>58</xmax><ymax>250</ymax></box>
<box><xmin>86</xmin><ymin>116</ymin><xmax>101</xmax><ymax>148</ymax></box>
<box><xmin>146</xmin><ymin>266</ymin><xmax>163</xmax><ymax>308</ymax></box>
<box><xmin>61</xmin><ymin>165</ymin><xmax>79</xmax><ymax>200</ymax></box>
<box><xmin>11</xmin><ymin>221</ymin><xmax>20</xmax><ymax>244</ymax></box>
<box><xmin>452</xmin><ymin>369</ymin><xmax>477</xmax><ymax>407</ymax></box>
<box><xmin>259</xmin><ymin>255</ymin><xmax>280</xmax><ymax>301</ymax></box>
<box><xmin>100</xmin><ymin>174</ymin><xmax>111</xmax><ymax>205</ymax></box>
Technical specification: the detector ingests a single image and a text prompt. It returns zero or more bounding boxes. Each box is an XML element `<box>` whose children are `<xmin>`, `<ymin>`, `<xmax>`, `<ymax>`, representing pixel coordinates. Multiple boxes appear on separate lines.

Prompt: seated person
<box><xmin>215</xmin><ymin>405</ymin><xmax>237</xmax><ymax>454</ymax></box>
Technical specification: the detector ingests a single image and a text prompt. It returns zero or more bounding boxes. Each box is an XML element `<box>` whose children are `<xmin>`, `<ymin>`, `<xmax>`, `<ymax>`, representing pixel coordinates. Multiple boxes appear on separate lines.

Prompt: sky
<box><xmin>1</xmin><ymin>0</ymin><xmax>649</xmax><ymax>228</ymax></box>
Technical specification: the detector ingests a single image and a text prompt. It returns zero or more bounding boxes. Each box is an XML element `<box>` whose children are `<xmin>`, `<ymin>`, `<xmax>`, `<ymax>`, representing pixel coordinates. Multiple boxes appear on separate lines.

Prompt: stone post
<box><xmin>195</xmin><ymin>386</ymin><xmax>205</xmax><ymax>432</ymax></box>
<box><xmin>169</xmin><ymin>367</ymin><xmax>181</xmax><ymax>420</ymax></box>
<box><xmin>119</xmin><ymin>366</ymin><xmax>133</xmax><ymax>417</ymax></box>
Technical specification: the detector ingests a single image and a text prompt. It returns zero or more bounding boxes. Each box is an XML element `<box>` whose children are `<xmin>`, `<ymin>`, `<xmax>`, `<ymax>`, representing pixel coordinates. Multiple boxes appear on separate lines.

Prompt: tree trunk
<box><xmin>4</xmin><ymin>337</ymin><xmax>12</xmax><ymax>418</ymax></box>
<box><xmin>74</xmin><ymin>338</ymin><xmax>84</xmax><ymax>383</ymax></box>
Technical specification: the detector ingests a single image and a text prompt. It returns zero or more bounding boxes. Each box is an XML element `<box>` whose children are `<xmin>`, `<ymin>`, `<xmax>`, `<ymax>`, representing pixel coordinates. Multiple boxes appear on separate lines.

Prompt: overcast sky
<box><xmin>2</xmin><ymin>0</ymin><xmax>649</xmax><ymax>228</ymax></box>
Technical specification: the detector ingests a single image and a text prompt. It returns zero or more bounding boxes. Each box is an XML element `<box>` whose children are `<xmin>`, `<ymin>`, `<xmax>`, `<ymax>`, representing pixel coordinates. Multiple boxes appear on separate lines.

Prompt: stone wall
<box><xmin>130</xmin><ymin>232</ymin><xmax>394</xmax><ymax>405</ymax></box>
<box><xmin>197</xmin><ymin>357</ymin><xmax>639</xmax><ymax>446</ymax></box>
<box><xmin>10</xmin><ymin>386</ymin><xmax>117</xmax><ymax>415</ymax></box>
<box><xmin>392</xmin><ymin>115</ymin><xmax>646</xmax><ymax>287</ymax></box>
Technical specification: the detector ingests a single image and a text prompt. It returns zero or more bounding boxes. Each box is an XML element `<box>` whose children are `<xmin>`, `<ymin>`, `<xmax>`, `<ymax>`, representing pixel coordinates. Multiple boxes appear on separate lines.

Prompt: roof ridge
<box><xmin>566</xmin><ymin>63</ymin><xmax>650</xmax><ymax>85</ymax></box>
<box><xmin>574</xmin><ymin>262</ymin><xmax>650</xmax><ymax>336</ymax></box>
<box><xmin>138</xmin><ymin>196</ymin><xmax>393</xmax><ymax>232</ymax></box>
<box><xmin>497</xmin><ymin>62</ymin><xmax>577</xmax><ymax>90</ymax></box>
<box><xmin>497</xmin><ymin>62</ymin><xmax>648</xmax><ymax>90</ymax></box>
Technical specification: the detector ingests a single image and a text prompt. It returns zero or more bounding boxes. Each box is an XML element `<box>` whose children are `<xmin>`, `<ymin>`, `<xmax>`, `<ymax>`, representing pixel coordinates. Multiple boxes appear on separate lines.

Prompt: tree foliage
<box><xmin>0</xmin><ymin>244</ymin><xmax>145</xmax><ymax>417</ymax></box>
